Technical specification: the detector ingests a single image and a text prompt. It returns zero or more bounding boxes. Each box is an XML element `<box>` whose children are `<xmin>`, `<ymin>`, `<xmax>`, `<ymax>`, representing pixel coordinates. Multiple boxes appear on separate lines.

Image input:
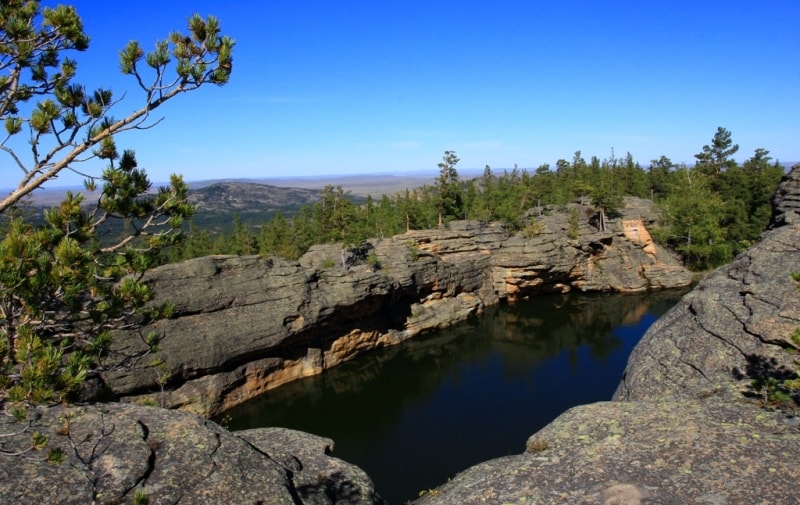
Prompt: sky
<box><xmin>22</xmin><ymin>1</ymin><xmax>800</xmax><ymax>186</ymax></box>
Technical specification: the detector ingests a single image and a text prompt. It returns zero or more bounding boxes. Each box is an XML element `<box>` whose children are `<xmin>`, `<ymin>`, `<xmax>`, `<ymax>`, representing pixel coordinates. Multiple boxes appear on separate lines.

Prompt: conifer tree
<box><xmin>435</xmin><ymin>150</ymin><xmax>462</xmax><ymax>226</ymax></box>
<box><xmin>0</xmin><ymin>2</ymin><xmax>234</xmax><ymax>408</ymax></box>
<box><xmin>694</xmin><ymin>126</ymin><xmax>739</xmax><ymax>176</ymax></box>
<box><xmin>653</xmin><ymin>166</ymin><xmax>729</xmax><ymax>269</ymax></box>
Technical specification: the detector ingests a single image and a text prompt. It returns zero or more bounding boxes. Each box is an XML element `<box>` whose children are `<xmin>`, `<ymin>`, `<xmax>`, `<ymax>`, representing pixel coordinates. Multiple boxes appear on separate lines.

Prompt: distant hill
<box><xmin>187</xmin><ymin>171</ymin><xmax>454</xmax><ymax>199</ymax></box>
<box><xmin>188</xmin><ymin>181</ymin><xmax>365</xmax><ymax>233</ymax></box>
<box><xmin>5</xmin><ymin>175</ymin><xmax>423</xmax><ymax>236</ymax></box>
<box><xmin>189</xmin><ymin>182</ymin><xmax>323</xmax><ymax>214</ymax></box>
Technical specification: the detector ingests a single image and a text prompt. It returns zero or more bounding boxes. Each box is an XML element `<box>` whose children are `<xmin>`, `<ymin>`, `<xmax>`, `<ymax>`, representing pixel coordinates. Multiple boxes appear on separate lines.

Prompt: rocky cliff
<box><xmin>412</xmin><ymin>167</ymin><xmax>800</xmax><ymax>504</ymax></box>
<box><xmin>5</xmin><ymin>173</ymin><xmax>799</xmax><ymax>504</ymax></box>
<box><xmin>101</xmin><ymin>198</ymin><xmax>691</xmax><ymax>417</ymax></box>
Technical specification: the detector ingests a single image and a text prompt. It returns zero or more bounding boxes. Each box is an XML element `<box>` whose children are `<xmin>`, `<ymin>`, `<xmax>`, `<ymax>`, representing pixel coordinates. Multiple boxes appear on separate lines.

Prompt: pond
<box><xmin>221</xmin><ymin>290</ymin><xmax>686</xmax><ymax>504</ymax></box>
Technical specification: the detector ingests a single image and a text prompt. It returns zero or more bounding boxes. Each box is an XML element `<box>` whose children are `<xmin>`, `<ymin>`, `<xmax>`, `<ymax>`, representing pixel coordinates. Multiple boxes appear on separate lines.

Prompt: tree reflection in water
<box><xmin>221</xmin><ymin>290</ymin><xmax>686</xmax><ymax>505</ymax></box>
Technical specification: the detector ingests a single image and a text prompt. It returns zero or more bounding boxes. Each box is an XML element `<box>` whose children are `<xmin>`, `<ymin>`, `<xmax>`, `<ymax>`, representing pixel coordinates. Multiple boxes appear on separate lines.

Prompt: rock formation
<box><xmin>101</xmin><ymin>198</ymin><xmax>691</xmax><ymax>417</ymax></box>
<box><xmin>412</xmin><ymin>167</ymin><xmax>800</xmax><ymax>504</ymax></box>
<box><xmin>5</xmin><ymin>168</ymin><xmax>799</xmax><ymax>505</ymax></box>
<box><xmin>0</xmin><ymin>402</ymin><xmax>384</xmax><ymax>504</ymax></box>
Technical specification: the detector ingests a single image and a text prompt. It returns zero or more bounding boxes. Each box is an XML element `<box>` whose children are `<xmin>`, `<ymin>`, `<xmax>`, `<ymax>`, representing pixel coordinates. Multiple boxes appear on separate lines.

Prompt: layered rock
<box><xmin>102</xmin><ymin>198</ymin><xmax>691</xmax><ymax>417</ymax></box>
<box><xmin>413</xmin><ymin>168</ymin><xmax>800</xmax><ymax>504</ymax></box>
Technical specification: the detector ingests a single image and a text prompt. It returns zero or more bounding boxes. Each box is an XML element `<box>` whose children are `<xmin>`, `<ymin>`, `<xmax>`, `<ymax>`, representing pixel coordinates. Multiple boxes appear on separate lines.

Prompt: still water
<box><xmin>222</xmin><ymin>290</ymin><xmax>685</xmax><ymax>504</ymax></box>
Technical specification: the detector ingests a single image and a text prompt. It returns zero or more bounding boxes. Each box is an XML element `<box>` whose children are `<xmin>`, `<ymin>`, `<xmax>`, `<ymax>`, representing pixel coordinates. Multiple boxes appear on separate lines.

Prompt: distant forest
<box><xmin>167</xmin><ymin>127</ymin><xmax>784</xmax><ymax>271</ymax></box>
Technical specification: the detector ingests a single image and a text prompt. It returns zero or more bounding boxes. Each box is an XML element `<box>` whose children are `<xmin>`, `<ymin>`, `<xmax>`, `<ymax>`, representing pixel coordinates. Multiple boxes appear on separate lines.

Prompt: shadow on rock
<box><xmin>296</xmin><ymin>470</ymin><xmax>388</xmax><ymax>505</ymax></box>
<box><xmin>734</xmin><ymin>353</ymin><xmax>800</xmax><ymax>407</ymax></box>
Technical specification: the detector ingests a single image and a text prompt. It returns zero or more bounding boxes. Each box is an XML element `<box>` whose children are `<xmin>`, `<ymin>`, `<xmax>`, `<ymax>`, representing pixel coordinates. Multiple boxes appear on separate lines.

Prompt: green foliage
<box><xmin>406</xmin><ymin>241</ymin><xmax>421</xmax><ymax>261</ymax></box>
<box><xmin>653</xmin><ymin>166</ymin><xmax>729</xmax><ymax>270</ymax></box>
<box><xmin>436</xmin><ymin>150</ymin><xmax>463</xmax><ymax>225</ymax></box>
<box><xmin>752</xmin><ymin>375</ymin><xmax>794</xmax><ymax>406</ymax></box>
<box><xmin>567</xmin><ymin>208</ymin><xmax>580</xmax><ymax>240</ymax></box>
<box><xmin>694</xmin><ymin>126</ymin><xmax>738</xmax><ymax>176</ymax></box>
<box><xmin>0</xmin><ymin>2</ymin><xmax>233</xmax><ymax>409</ymax></box>
<box><xmin>0</xmin><ymin>2</ymin><xmax>234</xmax><ymax>213</ymax></box>
<box><xmin>366</xmin><ymin>250</ymin><xmax>380</xmax><ymax>269</ymax></box>
<box><xmin>0</xmin><ymin>157</ymin><xmax>193</xmax><ymax>406</ymax></box>
<box><xmin>230</xmin><ymin>214</ymin><xmax>257</xmax><ymax>255</ymax></box>
<box><xmin>165</xmin><ymin>130</ymin><xmax>781</xmax><ymax>275</ymax></box>
<box><xmin>46</xmin><ymin>447</ymin><xmax>66</xmax><ymax>464</ymax></box>
<box><xmin>590</xmin><ymin>185</ymin><xmax>624</xmax><ymax>219</ymax></box>
<box><xmin>521</xmin><ymin>219</ymin><xmax>544</xmax><ymax>239</ymax></box>
<box><xmin>653</xmin><ymin>129</ymin><xmax>783</xmax><ymax>270</ymax></box>
<box><xmin>133</xmin><ymin>489</ymin><xmax>150</xmax><ymax>505</ymax></box>
<box><xmin>31</xmin><ymin>431</ymin><xmax>47</xmax><ymax>450</ymax></box>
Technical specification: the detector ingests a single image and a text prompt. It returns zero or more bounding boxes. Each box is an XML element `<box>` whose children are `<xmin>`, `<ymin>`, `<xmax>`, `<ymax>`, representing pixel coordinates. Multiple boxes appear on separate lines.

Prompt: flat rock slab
<box><xmin>414</xmin><ymin>399</ymin><xmax>800</xmax><ymax>505</ymax></box>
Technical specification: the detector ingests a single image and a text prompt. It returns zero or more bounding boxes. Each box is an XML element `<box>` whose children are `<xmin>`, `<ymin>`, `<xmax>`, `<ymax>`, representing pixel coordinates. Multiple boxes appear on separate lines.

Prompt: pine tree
<box><xmin>435</xmin><ymin>151</ymin><xmax>463</xmax><ymax>226</ymax></box>
<box><xmin>0</xmin><ymin>2</ymin><xmax>233</xmax><ymax>409</ymax></box>
<box><xmin>694</xmin><ymin>126</ymin><xmax>739</xmax><ymax>176</ymax></box>
<box><xmin>653</xmin><ymin>166</ymin><xmax>729</xmax><ymax>270</ymax></box>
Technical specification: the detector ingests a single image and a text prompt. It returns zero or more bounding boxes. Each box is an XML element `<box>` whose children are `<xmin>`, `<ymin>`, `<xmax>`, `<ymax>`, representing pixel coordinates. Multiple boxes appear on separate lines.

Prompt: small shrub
<box><xmin>522</xmin><ymin>219</ymin><xmax>544</xmax><ymax>239</ymax></box>
<box><xmin>9</xmin><ymin>404</ymin><xmax>27</xmax><ymax>422</ymax></box>
<box><xmin>366</xmin><ymin>250</ymin><xmax>380</xmax><ymax>269</ymax></box>
<box><xmin>31</xmin><ymin>431</ymin><xmax>47</xmax><ymax>451</ymax></box>
<box><xmin>133</xmin><ymin>489</ymin><xmax>149</xmax><ymax>505</ymax></box>
<box><xmin>345</xmin><ymin>241</ymin><xmax>376</xmax><ymax>269</ymax></box>
<box><xmin>526</xmin><ymin>437</ymin><xmax>549</xmax><ymax>453</ymax></box>
<box><xmin>567</xmin><ymin>208</ymin><xmax>580</xmax><ymax>240</ymax></box>
<box><xmin>218</xmin><ymin>414</ymin><xmax>232</xmax><ymax>430</ymax></box>
<box><xmin>46</xmin><ymin>448</ymin><xmax>66</xmax><ymax>465</ymax></box>
<box><xmin>137</xmin><ymin>398</ymin><xmax>159</xmax><ymax>407</ymax></box>
<box><xmin>406</xmin><ymin>241</ymin><xmax>421</xmax><ymax>261</ymax></box>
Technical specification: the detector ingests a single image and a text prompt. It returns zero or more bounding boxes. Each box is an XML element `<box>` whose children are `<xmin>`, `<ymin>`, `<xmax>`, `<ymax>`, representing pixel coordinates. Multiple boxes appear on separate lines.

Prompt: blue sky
<box><xmin>35</xmin><ymin>1</ymin><xmax>800</xmax><ymax>185</ymax></box>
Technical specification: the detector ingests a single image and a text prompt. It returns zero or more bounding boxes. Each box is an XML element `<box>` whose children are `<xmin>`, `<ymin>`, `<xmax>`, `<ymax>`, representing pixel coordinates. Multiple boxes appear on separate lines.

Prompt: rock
<box><xmin>770</xmin><ymin>163</ymin><xmax>800</xmax><ymax>226</ymax></box>
<box><xmin>10</xmin><ymin>171</ymin><xmax>799</xmax><ymax>505</ymax></box>
<box><xmin>410</xmin><ymin>167</ymin><xmax>800</xmax><ymax>503</ymax></box>
<box><xmin>414</xmin><ymin>401</ymin><xmax>800</xmax><ymax>505</ymax></box>
<box><xmin>0</xmin><ymin>402</ymin><xmax>384</xmax><ymax>505</ymax></box>
<box><xmin>239</xmin><ymin>428</ymin><xmax>385</xmax><ymax>504</ymax></box>
<box><xmin>100</xmin><ymin>199</ymin><xmax>691</xmax><ymax>417</ymax></box>
<box><xmin>615</xmin><ymin>167</ymin><xmax>800</xmax><ymax>403</ymax></box>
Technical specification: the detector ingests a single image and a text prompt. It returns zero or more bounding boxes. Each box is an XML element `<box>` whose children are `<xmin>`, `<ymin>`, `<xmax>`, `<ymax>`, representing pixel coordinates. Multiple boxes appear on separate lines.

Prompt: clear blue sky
<box><xmin>40</xmin><ymin>1</ymin><xmax>800</xmax><ymax>185</ymax></box>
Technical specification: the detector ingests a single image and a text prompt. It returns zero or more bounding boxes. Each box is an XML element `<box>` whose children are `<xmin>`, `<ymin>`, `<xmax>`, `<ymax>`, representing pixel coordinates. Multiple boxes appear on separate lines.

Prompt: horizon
<box><xmin>6</xmin><ymin>1</ymin><xmax>800</xmax><ymax>189</ymax></box>
<box><xmin>8</xmin><ymin>160</ymin><xmax>797</xmax><ymax>201</ymax></box>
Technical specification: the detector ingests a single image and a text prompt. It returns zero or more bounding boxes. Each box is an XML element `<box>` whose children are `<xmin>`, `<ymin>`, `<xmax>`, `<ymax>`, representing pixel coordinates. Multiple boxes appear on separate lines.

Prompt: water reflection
<box><xmin>222</xmin><ymin>290</ymin><xmax>686</xmax><ymax>504</ymax></box>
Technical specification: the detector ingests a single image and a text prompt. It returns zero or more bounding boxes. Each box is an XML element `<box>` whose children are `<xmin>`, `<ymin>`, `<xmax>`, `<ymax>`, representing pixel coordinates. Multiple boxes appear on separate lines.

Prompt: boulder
<box><xmin>0</xmin><ymin>402</ymin><xmax>384</xmax><ymax>505</ymax></box>
<box><xmin>413</xmin><ymin>400</ymin><xmax>799</xmax><ymax>505</ymax></box>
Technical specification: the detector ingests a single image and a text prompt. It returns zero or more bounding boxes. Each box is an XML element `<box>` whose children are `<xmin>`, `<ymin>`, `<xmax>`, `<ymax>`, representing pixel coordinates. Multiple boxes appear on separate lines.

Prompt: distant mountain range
<box><xmin>184</xmin><ymin>171</ymin><xmax>490</xmax><ymax>231</ymax></box>
<box><xmin>13</xmin><ymin>172</ymin><xmax>450</xmax><ymax>208</ymax></box>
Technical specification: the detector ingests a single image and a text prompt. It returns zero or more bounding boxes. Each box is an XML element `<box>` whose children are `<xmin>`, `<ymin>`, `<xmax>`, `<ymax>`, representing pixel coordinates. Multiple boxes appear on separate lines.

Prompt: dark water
<box><xmin>222</xmin><ymin>290</ymin><xmax>685</xmax><ymax>504</ymax></box>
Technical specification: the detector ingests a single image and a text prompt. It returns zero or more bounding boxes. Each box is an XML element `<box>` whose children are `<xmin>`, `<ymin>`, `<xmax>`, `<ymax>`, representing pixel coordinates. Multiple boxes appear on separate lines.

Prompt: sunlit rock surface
<box><xmin>0</xmin><ymin>402</ymin><xmax>385</xmax><ymax>505</ymax></box>
<box><xmin>102</xmin><ymin>198</ymin><xmax>690</xmax><ymax>416</ymax></box>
